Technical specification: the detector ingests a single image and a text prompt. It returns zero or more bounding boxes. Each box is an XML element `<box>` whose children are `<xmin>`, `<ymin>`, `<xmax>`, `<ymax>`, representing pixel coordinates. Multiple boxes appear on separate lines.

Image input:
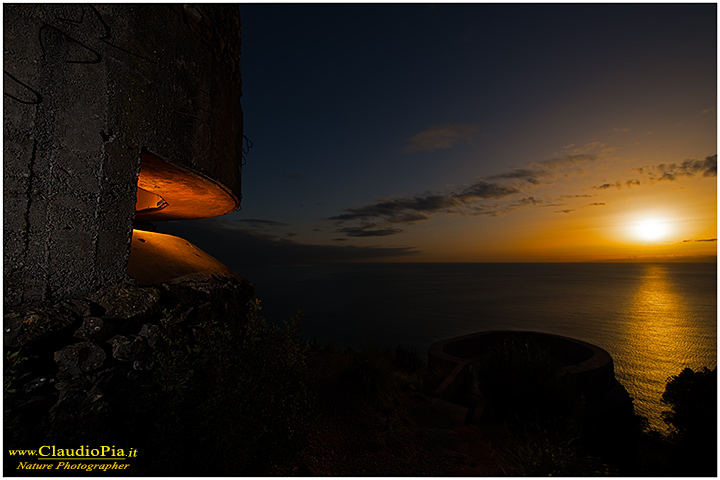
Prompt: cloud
<box><xmin>511</xmin><ymin>197</ymin><xmax>542</xmax><ymax>206</ymax></box>
<box><xmin>534</xmin><ymin>154</ymin><xmax>597</xmax><ymax>169</ymax></box>
<box><xmin>566</xmin><ymin>142</ymin><xmax>610</xmax><ymax>155</ymax></box>
<box><xmin>328</xmin><ymin>153</ymin><xmax>602</xmax><ymax>238</ymax></box>
<box><xmin>487</xmin><ymin>168</ymin><xmax>542</xmax><ymax>184</ymax></box>
<box><xmin>329</xmin><ymin>196</ymin><xmax>455</xmax><ymax>223</ymax></box>
<box><xmin>157</xmin><ymin>219</ymin><xmax>421</xmax><ymax>266</ymax></box>
<box><xmin>486</xmin><ymin>154</ymin><xmax>598</xmax><ymax>187</ymax></box>
<box><xmin>456</xmin><ymin>181</ymin><xmax>521</xmax><ymax>201</ymax></box>
<box><xmin>594</xmin><ymin>154</ymin><xmax>717</xmax><ymax>190</ymax></box>
<box><xmin>341</xmin><ymin>226</ymin><xmax>405</xmax><ymax>237</ymax></box>
<box><xmin>637</xmin><ymin>155</ymin><xmax>717</xmax><ymax>180</ymax></box>
<box><xmin>386</xmin><ymin>212</ymin><xmax>430</xmax><ymax>224</ymax></box>
<box><xmin>328</xmin><ymin>180</ymin><xmax>519</xmax><ymax>236</ymax></box>
<box><xmin>593</xmin><ymin>182</ymin><xmax>621</xmax><ymax>190</ymax></box>
<box><xmin>556</xmin><ymin>209</ymin><xmax>575</xmax><ymax>214</ymax></box>
<box><xmin>589</xmin><ymin>203</ymin><xmax>606</xmax><ymax>206</ymax></box>
<box><xmin>683</xmin><ymin>238</ymin><xmax>717</xmax><ymax>243</ymax></box>
<box><xmin>235</xmin><ymin>218</ymin><xmax>290</xmax><ymax>228</ymax></box>
<box><xmin>404</xmin><ymin>123</ymin><xmax>479</xmax><ymax>152</ymax></box>
<box><xmin>490</xmin><ymin>154</ymin><xmax>600</xmax><ymax>186</ymax></box>
<box><xmin>466</xmin><ymin>206</ymin><xmax>501</xmax><ymax>217</ymax></box>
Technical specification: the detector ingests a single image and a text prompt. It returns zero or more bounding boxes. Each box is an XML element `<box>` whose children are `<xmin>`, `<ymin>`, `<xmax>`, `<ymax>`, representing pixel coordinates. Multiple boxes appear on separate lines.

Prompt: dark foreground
<box><xmin>4</xmin><ymin>283</ymin><xmax>716</xmax><ymax>476</ymax></box>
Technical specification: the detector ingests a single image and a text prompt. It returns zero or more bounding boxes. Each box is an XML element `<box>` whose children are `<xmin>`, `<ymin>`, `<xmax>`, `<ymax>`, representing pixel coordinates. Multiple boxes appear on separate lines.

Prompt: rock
<box><xmin>162</xmin><ymin>282</ymin><xmax>210</xmax><ymax>310</ymax></box>
<box><xmin>92</xmin><ymin>284</ymin><xmax>161</xmax><ymax>321</ymax></box>
<box><xmin>166</xmin><ymin>306</ymin><xmax>196</xmax><ymax>325</ymax></box>
<box><xmin>22</xmin><ymin>376</ymin><xmax>51</xmax><ymax>394</ymax></box>
<box><xmin>133</xmin><ymin>359</ymin><xmax>154</xmax><ymax>371</ymax></box>
<box><xmin>54</xmin><ymin>370</ymin><xmax>87</xmax><ymax>392</ymax></box>
<box><xmin>87</xmin><ymin>385</ymin><xmax>104</xmax><ymax>403</ymax></box>
<box><xmin>54</xmin><ymin>378</ymin><xmax>84</xmax><ymax>393</ymax></box>
<box><xmin>86</xmin><ymin>367</ymin><xmax>117</xmax><ymax>385</ymax></box>
<box><xmin>60</xmin><ymin>298</ymin><xmax>97</xmax><ymax>318</ymax></box>
<box><xmin>108</xmin><ymin>335</ymin><xmax>147</xmax><ymax>362</ymax></box>
<box><xmin>73</xmin><ymin>317</ymin><xmax>114</xmax><ymax>342</ymax></box>
<box><xmin>139</xmin><ymin>323</ymin><xmax>162</xmax><ymax>349</ymax></box>
<box><xmin>49</xmin><ymin>390</ymin><xmax>85</xmax><ymax>422</ymax></box>
<box><xmin>54</xmin><ymin>342</ymin><xmax>106</xmax><ymax>376</ymax></box>
<box><xmin>4</xmin><ymin>306</ymin><xmax>78</xmax><ymax>348</ymax></box>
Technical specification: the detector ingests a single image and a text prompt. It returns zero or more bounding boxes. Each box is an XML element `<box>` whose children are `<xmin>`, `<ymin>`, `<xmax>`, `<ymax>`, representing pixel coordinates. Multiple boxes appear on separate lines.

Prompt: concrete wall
<box><xmin>4</xmin><ymin>4</ymin><xmax>243</xmax><ymax>306</ymax></box>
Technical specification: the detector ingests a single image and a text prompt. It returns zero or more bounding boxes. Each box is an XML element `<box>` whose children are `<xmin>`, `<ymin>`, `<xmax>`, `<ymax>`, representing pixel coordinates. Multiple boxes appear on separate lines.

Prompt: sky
<box><xmin>158</xmin><ymin>3</ymin><xmax>717</xmax><ymax>266</ymax></box>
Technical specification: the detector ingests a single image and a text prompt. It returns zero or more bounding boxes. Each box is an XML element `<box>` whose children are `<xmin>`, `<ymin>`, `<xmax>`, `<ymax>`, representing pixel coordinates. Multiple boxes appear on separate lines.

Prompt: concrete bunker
<box><xmin>4</xmin><ymin>4</ymin><xmax>245</xmax><ymax>306</ymax></box>
<box><xmin>428</xmin><ymin>330</ymin><xmax>632</xmax><ymax>426</ymax></box>
<box><xmin>2</xmin><ymin>4</ymin><xmax>258</xmax><ymax>452</ymax></box>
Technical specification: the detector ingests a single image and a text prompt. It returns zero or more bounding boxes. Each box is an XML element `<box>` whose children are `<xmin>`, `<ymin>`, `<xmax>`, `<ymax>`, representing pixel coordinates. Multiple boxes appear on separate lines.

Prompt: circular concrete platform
<box><xmin>429</xmin><ymin>331</ymin><xmax>617</xmax><ymax>400</ymax></box>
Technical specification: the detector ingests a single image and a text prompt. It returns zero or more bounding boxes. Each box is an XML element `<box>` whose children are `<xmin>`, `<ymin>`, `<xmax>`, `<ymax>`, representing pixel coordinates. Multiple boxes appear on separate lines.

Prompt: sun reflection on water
<box><xmin>617</xmin><ymin>264</ymin><xmax>712</xmax><ymax>431</ymax></box>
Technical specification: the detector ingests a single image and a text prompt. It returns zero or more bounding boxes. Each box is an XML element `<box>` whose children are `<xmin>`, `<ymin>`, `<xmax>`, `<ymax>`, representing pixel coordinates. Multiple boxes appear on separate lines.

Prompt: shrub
<box><xmin>662</xmin><ymin>367</ymin><xmax>716</xmax><ymax>441</ymax></box>
<box><xmin>149</xmin><ymin>299</ymin><xmax>313</xmax><ymax>475</ymax></box>
<box><xmin>661</xmin><ymin>366</ymin><xmax>716</xmax><ymax>476</ymax></box>
<box><xmin>498</xmin><ymin>422</ymin><xmax>613</xmax><ymax>476</ymax></box>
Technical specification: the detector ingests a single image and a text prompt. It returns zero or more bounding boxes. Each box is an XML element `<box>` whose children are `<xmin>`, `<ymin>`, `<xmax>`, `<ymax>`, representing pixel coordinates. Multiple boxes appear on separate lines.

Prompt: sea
<box><xmin>238</xmin><ymin>262</ymin><xmax>717</xmax><ymax>431</ymax></box>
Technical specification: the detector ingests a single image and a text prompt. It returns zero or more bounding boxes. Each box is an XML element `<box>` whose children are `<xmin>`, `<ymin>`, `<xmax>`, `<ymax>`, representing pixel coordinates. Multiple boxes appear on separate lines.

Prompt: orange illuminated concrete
<box><xmin>135</xmin><ymin>153</ymin><xmax>239</xmax><ymax>221</ymax></box>
<box><xmin>135</xmin><ymin>187</ymin><xmax>168</xmax><ymax>213</ymax></box>
<box><xmin>127</xmin><ymin>230</ymin><xmax>241</xmax><ymax>285</ymax></box>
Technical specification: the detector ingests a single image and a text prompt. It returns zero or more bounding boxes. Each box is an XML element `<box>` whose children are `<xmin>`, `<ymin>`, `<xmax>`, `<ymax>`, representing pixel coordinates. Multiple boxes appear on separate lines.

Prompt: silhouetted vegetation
<box><xmin>496</xmin><ymin>422</ymin><xmax>613</xmax><ymax>476</ymax></box>
<box><xmin>661</xmin><ymin>366</ymin><xmax>717</xmax><ymax>476</ymax></box>
<box><xmin>626</xmin><ymin>366</ymin><xmax>717</xmax><ymax>476</ymax></box>
<box><xmin>144</xmin><ymin>300</ymin><xmax>313</xmax><ymax>475</ymax></box>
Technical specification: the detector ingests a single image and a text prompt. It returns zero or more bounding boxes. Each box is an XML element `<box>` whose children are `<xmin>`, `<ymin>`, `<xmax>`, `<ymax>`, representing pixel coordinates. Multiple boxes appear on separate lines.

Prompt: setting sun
<box><xmin>633</xmin><ymin>219</ymin><xmax>670</xmax><ymax>242</ymax></box>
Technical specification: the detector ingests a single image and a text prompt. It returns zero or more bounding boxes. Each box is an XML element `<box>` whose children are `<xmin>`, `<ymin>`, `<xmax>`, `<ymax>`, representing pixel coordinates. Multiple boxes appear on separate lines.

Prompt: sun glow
<box><xmin>632</xmin><ymin>218</ymin><xmax>670</xmax><ymax>242</ymax></box>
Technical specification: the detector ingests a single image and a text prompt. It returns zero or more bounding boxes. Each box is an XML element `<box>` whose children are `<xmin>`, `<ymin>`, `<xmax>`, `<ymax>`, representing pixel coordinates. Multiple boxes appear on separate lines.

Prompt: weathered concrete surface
<box><xmin>4</xmin><ymin>4</ymin><xmax>243</xmax><ymax>306</ymax></box>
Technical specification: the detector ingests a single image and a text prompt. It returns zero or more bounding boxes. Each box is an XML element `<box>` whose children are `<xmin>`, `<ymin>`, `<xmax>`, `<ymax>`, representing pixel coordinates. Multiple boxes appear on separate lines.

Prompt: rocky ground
<box><xmin>3</xmin><ymin>275</ymin><xmax>254</xmax><ymax>451</ymax></box>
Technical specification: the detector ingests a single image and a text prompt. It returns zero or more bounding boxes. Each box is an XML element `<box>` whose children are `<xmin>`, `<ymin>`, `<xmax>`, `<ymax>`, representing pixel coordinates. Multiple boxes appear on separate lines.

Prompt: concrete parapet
<box><xmin>429</xmin><ymin>330</ymin><xmax>618</xmax><ymax>405</ymax></box>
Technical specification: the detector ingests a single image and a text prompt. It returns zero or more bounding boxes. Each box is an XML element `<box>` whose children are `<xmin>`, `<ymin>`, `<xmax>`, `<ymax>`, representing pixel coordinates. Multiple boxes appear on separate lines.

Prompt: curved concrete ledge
<box><xmin>428</xmin><ymin>330</ymin><xmax>617</xmax><ymax>402</ymax></box>
<box><xmin>127</xmin><ymin>230</ymin><xmax>241</xmax><ymax>285</ymax></box>
<box><xmin>135</xmin><ymin>152</ymin><xmax>239</xmax><ymax>221</ymax></box>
